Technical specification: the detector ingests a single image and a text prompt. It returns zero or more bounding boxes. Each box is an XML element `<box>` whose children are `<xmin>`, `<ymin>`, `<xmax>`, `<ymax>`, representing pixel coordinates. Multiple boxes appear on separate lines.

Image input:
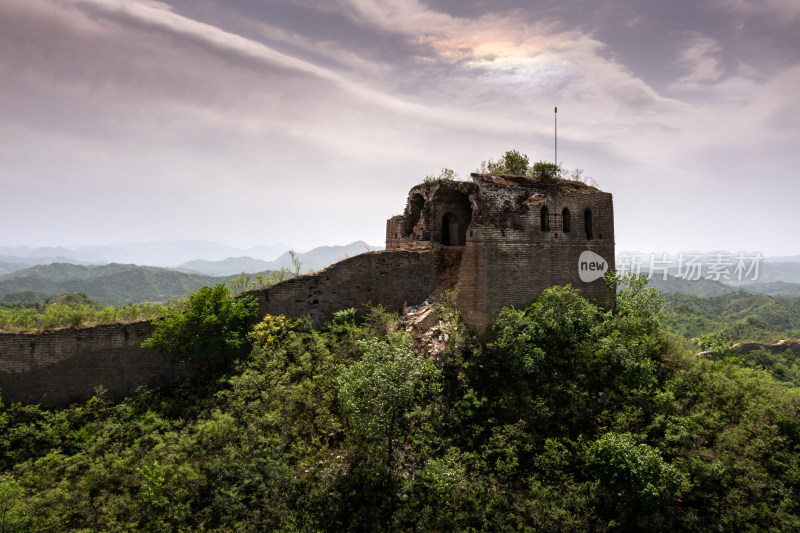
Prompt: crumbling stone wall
<box><xmin>245</xmin><ymin>249</ymin><xmax>458</xmax><ymax>323</ymax></box>
<box><xmin>0</xmin><ymin>322</ymin><xmax>193</xmax><ymax>405</ymax></box>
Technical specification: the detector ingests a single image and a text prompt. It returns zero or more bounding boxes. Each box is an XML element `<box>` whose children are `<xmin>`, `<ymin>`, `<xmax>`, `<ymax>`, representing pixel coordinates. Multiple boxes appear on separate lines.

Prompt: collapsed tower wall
<box><xmin>244</xmin><ymin>248</ymin><xmax>461</xmax><ymax>323</ymax></box>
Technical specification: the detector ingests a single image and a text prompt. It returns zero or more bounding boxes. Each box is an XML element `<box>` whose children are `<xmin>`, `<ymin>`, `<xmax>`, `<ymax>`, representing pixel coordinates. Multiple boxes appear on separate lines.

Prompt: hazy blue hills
<box><xmin>265</xmin><ymin>241</ymin><xmax>383</xmax><ymax>271</ymax></box>
<box><xmin>647</xmin><ymin>275</ymin><xmax>738</xmax><ymax>297</ymax></box>
<box><xmin>0</xmin><ymin>241</ymin><xmax>293</xmax><ymax>268</ymax></box>
<box><xmin>0</xmin><ymin>261</ymin><xmax>33</xmax><ymax>276</ymax></box>
<box><xmin>621</xmin><ymin>260</ymin><xmax>800</xmax><ymax>297</ymax></box>
<box><xmin>0</xmin><ymin>263</ymin><xmax>243</xmax><ymax>306</ymax></box>
<box><xmin>0</xmin><ymin>240</ymin><xmax>382</xmax><ymax>273</ymax></box>
<box><xmin>733</xmin><ymin>281</ymin><xmax>800</xmax><ymax>297</ymax></box>
<box><xmin>177</xmin><ymin>257</ymin><xmax>275</xmax><ymax>276</ymax></box>
<box><xmin>0</xmin><ymin>241</ymin><xmax>381</xmax><ymax>305</ymax></box>
<box><xmin>177</xmin><ymin>241</ymin><xmax>383</xmax><ymax>276</ymax></box>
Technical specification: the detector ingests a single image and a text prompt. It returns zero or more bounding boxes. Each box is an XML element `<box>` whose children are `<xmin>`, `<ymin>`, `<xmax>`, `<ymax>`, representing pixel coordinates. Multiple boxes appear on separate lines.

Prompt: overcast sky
<box><xmin>1</xmin><ymin>0</ymin><xmax>798</xmax><ymax>255</ymax></box>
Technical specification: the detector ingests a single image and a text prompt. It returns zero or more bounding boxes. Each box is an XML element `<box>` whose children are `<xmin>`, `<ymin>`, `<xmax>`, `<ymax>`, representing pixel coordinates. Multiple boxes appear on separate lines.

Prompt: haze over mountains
<box><xmin>176</xmin><ymin>241</ymin><xmax>382</xmax><ymax>276</ymax></box>
<box><xmin>617</xmin><ymin>252</ymin><xmax>800</xmax><ymax>298</ymax></box>
<box><xmin>0</xmin><ymin>240</ymin><xmax>381</xmax><ymax>275</ymax></box>
<box><xmin>0</xmin><ymin>240</ymin><xmax>384</xmax><ymax>305</ymax></box>
<box><xmin>0</xmin><ymin>241</ymin><xmax>292</xmax><ymax>270</ymax></box>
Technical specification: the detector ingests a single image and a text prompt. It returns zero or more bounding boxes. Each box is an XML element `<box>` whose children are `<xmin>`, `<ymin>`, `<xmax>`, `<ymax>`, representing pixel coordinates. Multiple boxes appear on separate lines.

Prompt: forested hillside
<box><xmin>1</xmin><ymin>276</ymin><xmax>799</xmax><ymax>531</ymax></box>
<box><xmin>663</xmin><ymin>290</ymin><xmax>800</xmax><ymax>342</ymax></box>
<box><xmin>0</xmin><ymin>263</ymin><xmax>268</xmax><ymax>306</ymax></box>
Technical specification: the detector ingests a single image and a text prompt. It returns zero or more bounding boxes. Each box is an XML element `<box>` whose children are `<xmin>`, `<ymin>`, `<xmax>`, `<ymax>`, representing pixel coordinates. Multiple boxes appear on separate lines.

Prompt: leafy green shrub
<box><xmin>487</xmin><ymin>285</ymin><xmax>601</xmax><ymax>375</ymax></box>
<box><xmin>142</xmin><ymin>284</ymin><xmax>257</xmax><ymax>366</ymax></box>
<box><xmin>589</xmin><ymin>432</ymin><xmax>683</xmax><ymax>509</ymax></box>
<box><xmin>693</xmin><ymin>332</ymin><xmax>734</xmax><ymax>359</ymax></box>
<box><xmin>531</xmin><ymin>160</ymin><xmax>559</xmax><ymax>179</ymax></box>
<box><xmin>0</xmin><ymin>473</ymin><xmax>29</xmax><ymax>533</ymax></box>
<box><xmin>423</xmin><ymin>168</ymin><xmax>458</xmax><ymax>183</ymax></box>
<box><xmin>483</xmin><ymin>150</ymin><xmax>530</xmax><ymax>175</ymax></box>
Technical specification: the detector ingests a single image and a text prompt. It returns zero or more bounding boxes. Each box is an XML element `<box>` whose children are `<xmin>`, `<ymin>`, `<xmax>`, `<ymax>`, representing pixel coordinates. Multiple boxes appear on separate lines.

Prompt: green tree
<box><xmin>589</xmin><ymin>432</ymin><xmax>683</xmax><ymax>512</ymax></box>
<box><xmin>487</xmin><ymin>285</ymin><xmax>601</xmax><ymax>376</ymax></box>
<box><xmin>288</xmin><ymin>250</ymin><xmax>303</xmax><ymax>276</ymax></box>
<box><xmin>49</xmin><ymin>292</ymin><xmax>102</xmax><ymax>309</ymax></box>
<box><xmin>423</xmin><ymin>167</ymin><xmax>458</xmax><ymax>183</ymax></box>
<box><xmin>338</xmin><ymin>332</ymin><xmax>442</xmax><ymax>467</ymax></box>
<box><xmin>531</xmin><ymin>161</ymin><xmax>559</xmax><ymax>180</ymax></box>
<box><xmin>692</xmin><ymin>332</ymin><xmax>734</xmax><ymax>360</ymax></box>
<box><xmin>485</xmin><ymin>150</ymin><xmax>530</xmax><ymax>175</ymax></box>
<box><xmin>141</xmin><ymin>284</ymin><xmax>257</xmax><ymax>367</ymax></box>
<box><xmin>0</xmin><ymin>474</ymin><xmax>28</xmax><ymax>533</ymax></box>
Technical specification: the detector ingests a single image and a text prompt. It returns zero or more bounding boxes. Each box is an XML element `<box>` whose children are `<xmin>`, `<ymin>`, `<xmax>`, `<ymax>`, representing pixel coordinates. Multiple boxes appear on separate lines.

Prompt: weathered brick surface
<box><xmin>0</xmin><ymin>322</ymin><xmax>193</xmax><ymax>405</ymax></box>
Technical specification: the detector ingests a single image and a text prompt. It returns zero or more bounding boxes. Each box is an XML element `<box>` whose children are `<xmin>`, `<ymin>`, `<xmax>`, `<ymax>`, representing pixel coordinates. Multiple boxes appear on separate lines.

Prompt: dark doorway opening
<box><xmin>432</xmin><ymin>189</ymin><xmax>471</xmax><ymax>246</ymax></box>
<box><xmin>442</xmin><ymin>214</ymin><xmax>452</xmax><ymax>246</ymax></box>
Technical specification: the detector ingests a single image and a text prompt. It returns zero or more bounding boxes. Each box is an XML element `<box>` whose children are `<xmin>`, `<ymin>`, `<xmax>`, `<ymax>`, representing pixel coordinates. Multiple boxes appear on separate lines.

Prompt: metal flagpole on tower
<box><xmin>554</xmin><ymin>106</ymin><xmax>558</xmax><ymax>231</ymax></box>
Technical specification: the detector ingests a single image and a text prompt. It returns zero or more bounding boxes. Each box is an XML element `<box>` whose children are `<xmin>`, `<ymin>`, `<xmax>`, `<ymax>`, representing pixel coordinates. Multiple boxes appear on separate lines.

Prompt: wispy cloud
<box><xmin>677</xmin><ymin>34</ymin><xmax>723</xmax><ymax>83</ymax></box>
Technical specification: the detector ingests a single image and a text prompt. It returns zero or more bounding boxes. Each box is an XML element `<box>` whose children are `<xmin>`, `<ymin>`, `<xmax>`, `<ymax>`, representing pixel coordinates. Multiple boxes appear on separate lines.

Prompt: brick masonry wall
<box><xmin>0</xmin><ymin>322</ymin><xmax>194</xmax><ymax>406</ymax></box>
<box><xmin>456</xmin><ymin>190</ymin><xmax>615</xmax><ymax>327</ymax></box>
<box><xmin>244</xmin><ymin>250</ymin><xmax>443</xmax><ymax>324</ymax></box>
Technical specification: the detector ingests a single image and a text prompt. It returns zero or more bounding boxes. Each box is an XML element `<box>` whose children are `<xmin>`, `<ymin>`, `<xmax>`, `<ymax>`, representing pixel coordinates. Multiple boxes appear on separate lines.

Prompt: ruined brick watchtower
<box><xmin>386</xmin><ymin>173</ymin><xmax>615</xmax><ymax>326</ymax></box>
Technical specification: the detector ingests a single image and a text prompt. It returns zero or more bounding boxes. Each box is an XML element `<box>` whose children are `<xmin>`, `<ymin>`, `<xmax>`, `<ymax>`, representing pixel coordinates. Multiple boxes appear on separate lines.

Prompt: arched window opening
<box><xmin>562</xmin><ymin>208</ymin><xmax>571</xmax><ymax>233</ymax></box>
<box><xmin>584</xmin><ymin>209</ymin><xmax>593</xmax><ymax>240</ymax></box>
<box><xmin>541</xmin><ymin>206</ymin><xmax>550</xmax><ymax>231</ymax></box>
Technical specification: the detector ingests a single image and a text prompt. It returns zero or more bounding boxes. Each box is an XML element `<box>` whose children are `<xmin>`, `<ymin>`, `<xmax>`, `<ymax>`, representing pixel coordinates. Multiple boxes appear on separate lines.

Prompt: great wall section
<box><xmin>1</xmin><ymin>173</ymin><xmax>616</xmax><ymax>405</ymax></box>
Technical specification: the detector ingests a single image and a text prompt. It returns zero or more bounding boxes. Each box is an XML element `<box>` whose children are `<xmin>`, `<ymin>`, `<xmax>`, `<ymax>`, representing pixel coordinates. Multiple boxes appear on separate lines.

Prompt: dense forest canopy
<box><xmin>1</xmin><ymin>275</ymin><xmax>799</xmax><ymax>531</ymax></box>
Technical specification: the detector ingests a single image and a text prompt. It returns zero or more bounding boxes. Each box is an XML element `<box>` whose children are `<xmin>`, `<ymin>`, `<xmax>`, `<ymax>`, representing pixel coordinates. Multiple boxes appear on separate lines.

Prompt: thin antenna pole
<box><xmin>554</xmin><ymin>106</ymin><xmax>558</xmax><ymax>231</ymax></box>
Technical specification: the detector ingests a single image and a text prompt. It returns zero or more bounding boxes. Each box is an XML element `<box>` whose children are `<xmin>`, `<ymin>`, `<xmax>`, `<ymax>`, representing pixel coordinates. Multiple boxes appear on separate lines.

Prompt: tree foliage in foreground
<box><xmin>1</xmin><ymin>276</ymin><xmax>800</xmax><ymax>531</ymax></box>
<box><xmin>141</xmin><ymin>284</ymin><xmax>257</xmax><ymax>365</ymax></box>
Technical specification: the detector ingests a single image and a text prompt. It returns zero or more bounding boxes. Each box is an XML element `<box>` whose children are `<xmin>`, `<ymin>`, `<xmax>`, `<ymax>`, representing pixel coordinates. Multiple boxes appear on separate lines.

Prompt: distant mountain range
<box><xmin>0</xmin><ymin>241</ymin><xmax>294</xmax><ymax>268</ymax></box>
<box><xmin>0</xmin><ymin>241</ymin><xmax>384</xmax><ymax>305</ymax></box>
<box><xmin>618</xmin><ymin>253</ymin><xmax>800</xmax><ymax>297</ymax></box>
<box><xmin>646</xmin><ymin>275</ymin><xmax>738</xmax><ymax>297</ymax></box>
<box><xmin>176</xmin><ymin>241</ymin><xmax>382</xmax><ymax>276</ymax></box>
